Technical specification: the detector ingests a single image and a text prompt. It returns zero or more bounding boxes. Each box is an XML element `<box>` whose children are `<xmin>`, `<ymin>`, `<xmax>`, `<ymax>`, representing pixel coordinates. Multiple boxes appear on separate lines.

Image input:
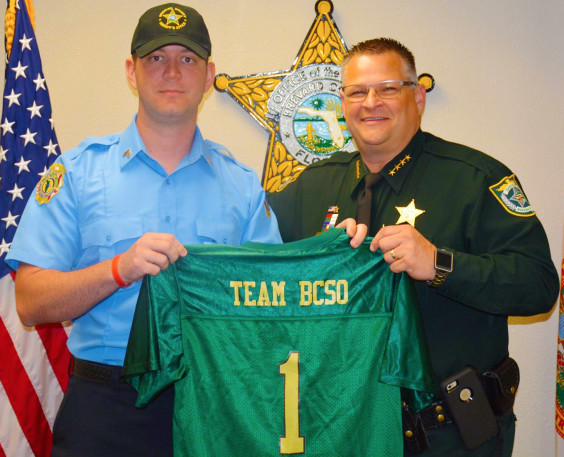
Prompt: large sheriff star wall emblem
<box><xmin>214</xmin><ymin>0</ymin><xmax>434</xmax><ymax>193</ymax></box>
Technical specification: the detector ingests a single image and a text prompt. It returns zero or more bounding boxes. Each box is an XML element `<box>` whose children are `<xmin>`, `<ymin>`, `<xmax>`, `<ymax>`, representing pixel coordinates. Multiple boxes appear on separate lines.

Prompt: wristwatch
<box><xmin>427</xmin><ymin>248</ymin><xmax>453</xmax><ymax>288</ymax></box>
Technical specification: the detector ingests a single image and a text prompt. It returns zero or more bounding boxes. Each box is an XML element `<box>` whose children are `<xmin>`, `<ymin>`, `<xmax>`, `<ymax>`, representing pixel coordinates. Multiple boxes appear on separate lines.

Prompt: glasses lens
<box><xmin>377</xmin><ymin>81</ymin><xmax>401</xmax><ymax>99</ymax></box>
<box><xmin>343</xmin><ymin>85</ymin><xmax>369</xmax><ymax>101</ymax></box>
<box><xmin>343</xmin><ymin>81</ymin><xmax>408</xmax><ymax>101</ymax></box>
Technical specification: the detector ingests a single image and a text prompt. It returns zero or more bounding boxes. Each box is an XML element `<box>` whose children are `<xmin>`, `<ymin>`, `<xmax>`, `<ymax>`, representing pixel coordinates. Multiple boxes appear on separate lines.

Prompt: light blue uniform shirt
<box><xmin>7</xmin><ymin>118</ymin><xmax>281</xmax><ymax>365</ymax></box>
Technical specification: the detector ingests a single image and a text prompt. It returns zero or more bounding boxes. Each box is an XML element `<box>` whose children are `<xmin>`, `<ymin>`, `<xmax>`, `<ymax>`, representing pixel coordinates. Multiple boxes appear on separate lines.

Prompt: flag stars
<box><xmin>27</xmin><ymin>101</ymin><xmax>43</xmax><ymax>118</ymax></box>
<box><xmin>7</xmin><ymin>183</ymin><xmax>25</xmax><ymax>201</ymax></box>
<box><xmin>4</xmin><ymin>89</ymin><xmax>22</xmax><ymax>107</ymax></box>
<box><xmin>19</xmin><ymin>33</ymin><xmax>33</xmax><ymax>51</ymax></box>
<box><xmin>0</xmin><ymin>146</ymin><xmax>8</xmax><ymax>163</ymax></box>
<box><xmin>1</xmin><ymin>211</ymin><xmax>19</xmax><ymax>229</ymax></box>
<box><xmin>11</xmin><ymin>61</ymin><xmax>28</xmax><ymax>79</ymax></box>
<box><xmin>14</xmin><ymin>157</ymin><xmax>31</xmax><ymax>174</ymax></box>
<box><xmin>20</xmin><ymin>128</ymin><xmax>37</xmax><ymax>146</ymax></box>
<box><xmin>0</xmin><ymin>239</ymin><xmax>11</xmax><ymax>257</ymax></box>
<box><xmin>43</xmin><ymin>139</ymin><xmax>59</xmax><ymax>157</ymax></box>
<box><xmin>38</xmin><ymin>166</ymin><xmax>49</xmax><ymax>178</ymax></box>
<box><xmin>33</xmin><ymin>73</ymin><xmax>46</xmax><ymax>91</ymax></box>
<box><xmin>1</xmin><ymin>118</ymin><xmax>15</xmax><ymax>135</ymax></box>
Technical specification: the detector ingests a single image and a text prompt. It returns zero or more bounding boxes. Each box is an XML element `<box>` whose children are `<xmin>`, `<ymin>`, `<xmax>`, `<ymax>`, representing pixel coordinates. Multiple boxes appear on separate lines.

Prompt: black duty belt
<box><xmin>71</xmin><ymin>358</ymin><xmax>124</xmax><ymax>384</ymax></box>
<box><xmin>402</xmin><ymin>400</ymin><xmax>454</xmax><ymax>454</ymax></box>
<box><xmin>418</xmin><ymin>400</ymin><xmax>453</xmax><ymax>429</ymax></box>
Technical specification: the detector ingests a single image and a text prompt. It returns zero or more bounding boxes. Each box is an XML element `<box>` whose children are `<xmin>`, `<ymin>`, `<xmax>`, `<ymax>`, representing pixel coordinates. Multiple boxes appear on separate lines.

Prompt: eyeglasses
<box><xmin>341</xmin><ymin>80</ymin><xmax>417</xmax><ymax>102</ymax></box>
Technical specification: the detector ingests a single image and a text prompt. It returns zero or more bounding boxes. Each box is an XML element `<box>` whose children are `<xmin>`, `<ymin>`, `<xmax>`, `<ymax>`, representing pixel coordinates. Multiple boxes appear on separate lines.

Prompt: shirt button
<box><xmin>165</xmin><ymin>216</ymin><xmax>171</xmax><ymax>223</ymax></box>
<box><xmin>106</xmin><ymin>235</ymin><xmax>111</xmax><ymax>242</ymax></box>
<box><xmin>165</xmin><ymin>178</ymin><xmax>171</xmax><ymax>185</ymax></box>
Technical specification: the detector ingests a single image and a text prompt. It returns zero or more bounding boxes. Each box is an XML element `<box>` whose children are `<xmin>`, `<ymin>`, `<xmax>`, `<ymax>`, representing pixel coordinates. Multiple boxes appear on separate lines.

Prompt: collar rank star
<box><xmin>388</xmin><ymin>153</ymin><xmax>411</xmax><ymax>176</ymax></box>
<box><xmin>395</xmin><ymin>199</ymin><xmax>425</xmax><ymax>227</ymax></box>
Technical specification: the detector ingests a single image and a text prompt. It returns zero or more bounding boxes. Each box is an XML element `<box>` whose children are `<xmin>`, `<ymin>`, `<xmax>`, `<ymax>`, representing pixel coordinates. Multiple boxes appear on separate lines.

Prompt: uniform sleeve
<box><xmin>379</xmin><ymin>272</ymin><xmax>435</xmax><ymax>412</ymax></box>
<box><xmin>439</xmin><ymin>173</ymin><xmax>558</xmax><ymax>316</ymax></box>
<box><xmin>5</xmin><ymin>157</ymin><xmax>81</xmax><ymax>271</ymax></box>
<box><xmin>267</xmin><ymin>180</ymin><xmax>300</xmax><ymax>243</ymax></box>
<box><xmin>241</xmin><ymin>172</ymin><xmax>282</xmax><ymax>244</ymax></box>
<box><xmin>122</xmin><ymin>267</ymin><xmax>185</xmax><ymax>407</ymax></box>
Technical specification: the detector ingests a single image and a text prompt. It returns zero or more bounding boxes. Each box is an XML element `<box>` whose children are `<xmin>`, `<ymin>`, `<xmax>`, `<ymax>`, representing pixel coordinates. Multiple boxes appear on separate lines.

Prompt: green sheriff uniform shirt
<box><xmin>268</xmin><ymin>130</ymin><xmax>559</xmax><ymax>456</ymax></box>
<box><xmin>123</xmin><ymin>229</ymin><xmax>434</xmax><ymax>457</ymax></box>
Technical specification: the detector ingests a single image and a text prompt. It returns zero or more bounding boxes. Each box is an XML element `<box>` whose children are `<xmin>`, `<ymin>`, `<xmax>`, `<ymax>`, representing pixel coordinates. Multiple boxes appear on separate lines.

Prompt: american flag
<box><xmin>0</xmin><ymin>1</ymin><xmax>70</xmax><ymax>456</ymax></box>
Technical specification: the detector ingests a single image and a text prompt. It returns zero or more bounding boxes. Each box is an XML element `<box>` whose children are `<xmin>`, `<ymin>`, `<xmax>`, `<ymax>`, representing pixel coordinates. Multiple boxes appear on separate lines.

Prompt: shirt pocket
<box><xmin>195</xmin><ymin>219</ymin><xmax>242</xmax><ymax>246</ymax></box>
<box><xmin>79</xmin><ymin>216</ymin><xmax>144</xmax><ymax>260</ymax></box>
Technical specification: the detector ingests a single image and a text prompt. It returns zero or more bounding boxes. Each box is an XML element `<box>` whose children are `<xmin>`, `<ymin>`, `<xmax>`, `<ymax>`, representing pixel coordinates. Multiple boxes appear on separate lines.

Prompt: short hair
<box><xmin>341</xmin><ymin>38</ymin><xmax>417</xmax><ymax>83</ymax></box>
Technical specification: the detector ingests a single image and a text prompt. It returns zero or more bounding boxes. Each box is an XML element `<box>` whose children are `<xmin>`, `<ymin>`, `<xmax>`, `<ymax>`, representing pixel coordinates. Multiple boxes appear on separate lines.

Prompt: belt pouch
<box><xmin>482</xmin><ymin>357</ymin><xmax>520</xmax><ymax>416</ymax></box>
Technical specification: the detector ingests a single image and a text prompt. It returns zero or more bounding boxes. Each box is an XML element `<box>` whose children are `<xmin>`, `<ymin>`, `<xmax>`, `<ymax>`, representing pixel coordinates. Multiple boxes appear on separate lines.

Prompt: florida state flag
<box><xmin>556</xmin><ymin>228</ymin><xmax>564</xmax><ymax>443</ymax></box>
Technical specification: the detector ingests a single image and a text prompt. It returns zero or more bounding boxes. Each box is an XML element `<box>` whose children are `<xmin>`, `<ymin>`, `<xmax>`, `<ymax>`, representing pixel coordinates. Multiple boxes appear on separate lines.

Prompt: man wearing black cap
<box><xmin>6</xmin><ymin>4</ymin><xmax>281</xmax><ymax>457</ymax></box>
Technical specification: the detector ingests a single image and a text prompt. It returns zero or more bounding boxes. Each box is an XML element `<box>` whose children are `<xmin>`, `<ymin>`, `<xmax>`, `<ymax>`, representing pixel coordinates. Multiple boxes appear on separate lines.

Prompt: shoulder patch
<box><xmin>489</xmin><ymin>174</ymin><xmax>535</xmax><ymax>217</ymax></box>
<box><xmin>36</xmin><ymin>163</ymin><xmax>65</xmax><ymax>205</ymax></box>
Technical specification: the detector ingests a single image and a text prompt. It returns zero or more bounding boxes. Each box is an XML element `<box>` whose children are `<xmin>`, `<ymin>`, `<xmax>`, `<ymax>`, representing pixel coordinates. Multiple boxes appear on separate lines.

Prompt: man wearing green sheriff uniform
<box><xmin>268</xmin><ymin>38</ymin><xmax>559</xmax><ymax>456</ymax></box>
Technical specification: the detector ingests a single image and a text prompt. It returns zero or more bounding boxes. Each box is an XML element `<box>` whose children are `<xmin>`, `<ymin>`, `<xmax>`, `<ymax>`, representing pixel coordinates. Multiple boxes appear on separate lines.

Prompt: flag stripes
<box><xmin>0</xmin><ymin>1</ymin><xmax>70</xmax><ymax>455</ymax></box>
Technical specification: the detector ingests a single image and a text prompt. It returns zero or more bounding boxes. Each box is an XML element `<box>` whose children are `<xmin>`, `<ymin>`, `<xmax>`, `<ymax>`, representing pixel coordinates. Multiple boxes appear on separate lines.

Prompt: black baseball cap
<box><xmin>131</xmin><ymin>3</ymin><xmax>211</xmax><ymax>58</ymax></box>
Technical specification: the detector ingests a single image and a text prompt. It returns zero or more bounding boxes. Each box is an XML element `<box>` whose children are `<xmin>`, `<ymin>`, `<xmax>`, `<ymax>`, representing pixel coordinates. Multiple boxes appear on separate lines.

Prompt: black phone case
<box><xmin>440</xmin><ymin>366</ymin><xmax>498</xmax><ymax>449</ymax></box>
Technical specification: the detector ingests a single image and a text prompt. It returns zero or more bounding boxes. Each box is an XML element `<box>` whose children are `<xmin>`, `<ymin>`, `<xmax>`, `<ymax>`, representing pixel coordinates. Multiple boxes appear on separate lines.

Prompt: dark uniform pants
<box><xmin>51</xmin><ymin>373</ymin><xmax>174</xmax><ymax>457</ymax></box>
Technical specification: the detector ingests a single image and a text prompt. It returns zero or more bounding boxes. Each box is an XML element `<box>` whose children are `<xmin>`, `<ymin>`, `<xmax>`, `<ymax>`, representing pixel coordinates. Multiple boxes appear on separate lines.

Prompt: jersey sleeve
<box><xmin>122</xmin><ymin>266</ymin><xmax>186</xmax><ymax>407</ymax></box>
<box><xmin>379</xmin><ymin>272</ymin><xmax>435</xmax><ymax>412</ymax></box>
<box><xmin>439</xmin><ymin>172</ymin><xmax>558</xmax><ymax>316</ymax></box>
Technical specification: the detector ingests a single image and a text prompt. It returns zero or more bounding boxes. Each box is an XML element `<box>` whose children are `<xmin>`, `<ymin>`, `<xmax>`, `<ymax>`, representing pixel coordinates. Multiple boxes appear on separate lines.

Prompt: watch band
<box><xmin>427</xmin><ymin>270</ymin><xmax>449</xmax><ymax>288</ymax></box>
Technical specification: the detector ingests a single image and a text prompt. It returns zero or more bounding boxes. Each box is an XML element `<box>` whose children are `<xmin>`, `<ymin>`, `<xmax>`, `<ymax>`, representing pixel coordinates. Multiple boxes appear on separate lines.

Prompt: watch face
<box><xmin>436</xmin><ymin>249</ymin><xmax>453</xmax><ymax>272</ymax></box>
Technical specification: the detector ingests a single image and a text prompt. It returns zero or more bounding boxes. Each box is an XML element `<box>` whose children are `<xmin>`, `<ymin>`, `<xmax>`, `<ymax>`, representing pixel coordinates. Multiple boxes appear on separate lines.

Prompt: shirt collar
<box><xmin>118</xmin><ymin>116</ymin><xmax>145</xmax><ymax>169</ymax></box>
<box><xmin>379</xmin><ymin>130</ymin><xmax>424</xmax><ymax>193</ymax></box>
<box><xmin>347</xmin><ymin>129</ymin><xmax>424</xmax><ymax>197</ymax></box>
<box><xmin>118</xmin><ymin>116</ymin><xmax>211</xmax><ymax>172</ymax></box>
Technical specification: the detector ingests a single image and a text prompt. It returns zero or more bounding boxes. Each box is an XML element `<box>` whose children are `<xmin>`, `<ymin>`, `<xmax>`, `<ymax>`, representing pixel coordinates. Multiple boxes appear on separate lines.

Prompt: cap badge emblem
<box><xmin>159</xmin><ymin>7</ymin><xmax>187</xmax><ymax>30</ymax></box>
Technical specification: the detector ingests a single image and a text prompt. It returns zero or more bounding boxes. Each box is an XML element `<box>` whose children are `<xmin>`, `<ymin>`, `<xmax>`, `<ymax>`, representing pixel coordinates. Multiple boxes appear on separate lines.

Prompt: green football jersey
<box><xmin>123</xmin><ymin>228</ymin><xmax>434</xmax><ymax>457</ymax></box>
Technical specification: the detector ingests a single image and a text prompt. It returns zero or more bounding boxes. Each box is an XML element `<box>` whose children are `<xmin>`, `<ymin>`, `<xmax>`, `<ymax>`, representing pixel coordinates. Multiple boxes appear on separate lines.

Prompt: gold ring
<box><xmin>390</xmin><ymin>249</ymin><xmax>397</xmax><ymax>261</ymax></box>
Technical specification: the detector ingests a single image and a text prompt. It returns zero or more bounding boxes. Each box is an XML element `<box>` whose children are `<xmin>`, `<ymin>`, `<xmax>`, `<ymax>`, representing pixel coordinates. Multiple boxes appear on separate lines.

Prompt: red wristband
<box><xmin>111</xmin><ymin>254</ymin><xmax>131</xmax><ymax>288</ymax></box>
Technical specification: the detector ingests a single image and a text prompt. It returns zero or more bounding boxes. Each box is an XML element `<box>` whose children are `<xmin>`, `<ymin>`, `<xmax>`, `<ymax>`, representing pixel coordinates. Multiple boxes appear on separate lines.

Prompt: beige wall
<box><xmin>3</xmin><ymin>1</ymin><xmax>563</xmax><ymax>455</ymax></box>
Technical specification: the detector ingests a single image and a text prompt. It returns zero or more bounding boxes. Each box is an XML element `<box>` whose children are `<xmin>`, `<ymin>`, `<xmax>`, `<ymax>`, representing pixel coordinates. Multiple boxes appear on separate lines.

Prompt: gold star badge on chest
<box><xmin>395</xmin><ymin>199</ymin><xmax>425</xmax><ymax>227</ymax></box>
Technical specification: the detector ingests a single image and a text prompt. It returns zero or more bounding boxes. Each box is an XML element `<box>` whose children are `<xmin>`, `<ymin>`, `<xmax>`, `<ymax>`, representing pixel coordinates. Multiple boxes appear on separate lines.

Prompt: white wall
<box><xmin>3</xmin><ymin>1</ymin><xmax>563</xmax><ymax>455</ymax></box>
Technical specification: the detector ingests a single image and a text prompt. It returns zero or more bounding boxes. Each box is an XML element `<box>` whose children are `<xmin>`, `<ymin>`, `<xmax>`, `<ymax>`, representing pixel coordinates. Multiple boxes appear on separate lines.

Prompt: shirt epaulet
<box><xmin>205</xmin><ymin>140</ymin><xmax>253</xmax><ymax>173</ymax></box>
<box><xmin>422</xmin><ymin>132</ymin><xmax>510</xmax><ymax>178</ymax></box>
<box><xmin>308</xmin><ymin>150</ymin><xmax>360</xmax><ymax>170</ymax></box>
<box><xmin>63</xmin><ymin>134</ymin><xmax>121</xmax><ymax>160</ymax></box>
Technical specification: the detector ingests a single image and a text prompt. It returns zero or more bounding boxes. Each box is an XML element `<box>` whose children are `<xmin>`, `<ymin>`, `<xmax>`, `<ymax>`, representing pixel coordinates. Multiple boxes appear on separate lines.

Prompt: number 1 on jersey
<box><xmin>279</xmin><ymin>351</ymin><xmax>305</xmax><ymax>454</ymax></box>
